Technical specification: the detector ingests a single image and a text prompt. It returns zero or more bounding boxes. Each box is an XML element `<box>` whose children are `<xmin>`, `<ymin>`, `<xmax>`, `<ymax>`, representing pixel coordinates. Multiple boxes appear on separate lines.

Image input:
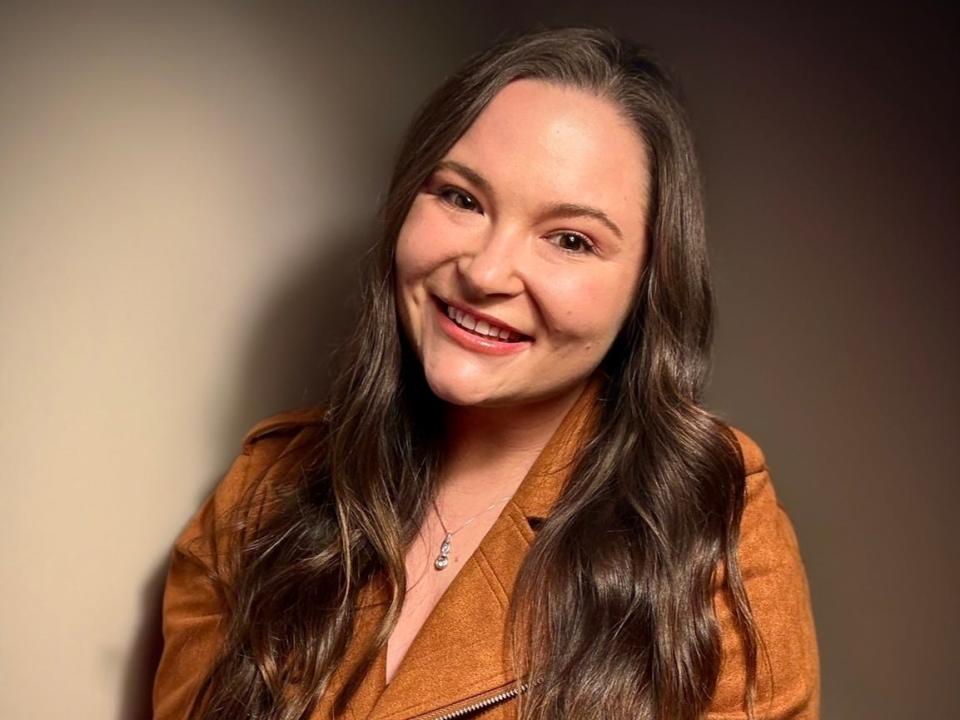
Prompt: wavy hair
<box><xmin>188</xmin><ymin>25</ymin><xmax>760</xmax><ymax>720</ymax></box>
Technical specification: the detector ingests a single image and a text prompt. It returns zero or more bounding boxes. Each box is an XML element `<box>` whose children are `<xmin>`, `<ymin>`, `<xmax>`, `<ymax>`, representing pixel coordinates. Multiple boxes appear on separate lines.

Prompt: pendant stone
<box><xmin>434</xmin><ymin>533</ymin><xmax>453</xmax><ymax>571</ymax></box>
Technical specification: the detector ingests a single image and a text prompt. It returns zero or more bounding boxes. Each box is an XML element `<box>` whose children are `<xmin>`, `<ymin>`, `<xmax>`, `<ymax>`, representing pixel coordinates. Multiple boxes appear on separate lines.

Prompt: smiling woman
<box><xmin>154</xmin><ymin>26</ymin><xmax>819</xmax><ymax>720</ymax></box>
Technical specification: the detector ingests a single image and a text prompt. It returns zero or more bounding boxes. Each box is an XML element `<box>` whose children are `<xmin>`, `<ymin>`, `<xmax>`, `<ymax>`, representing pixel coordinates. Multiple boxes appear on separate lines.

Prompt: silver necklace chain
<box><xmin>430</xmin><ymin>492</ymin><xmax>513</xmax><ymax>570</ymax></box>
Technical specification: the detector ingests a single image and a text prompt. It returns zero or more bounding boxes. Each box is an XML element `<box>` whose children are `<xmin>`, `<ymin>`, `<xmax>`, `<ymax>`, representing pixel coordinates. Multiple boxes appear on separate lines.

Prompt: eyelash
<box><xmin>434</xmin><ymin>185</ymin><xmax>598</xmax><ymax>256</ymax></box>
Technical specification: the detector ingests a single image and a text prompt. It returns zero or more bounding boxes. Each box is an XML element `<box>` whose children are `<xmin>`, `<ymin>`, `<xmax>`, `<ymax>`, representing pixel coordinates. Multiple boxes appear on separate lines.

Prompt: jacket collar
<box><xmin>316</xmin><ymin>373</ymin><xmax>605</xmax><ymax>720</ymax></box>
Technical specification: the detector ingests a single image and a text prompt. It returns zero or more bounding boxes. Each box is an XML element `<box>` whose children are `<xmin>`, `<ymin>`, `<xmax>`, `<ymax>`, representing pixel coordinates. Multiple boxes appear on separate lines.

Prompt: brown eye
<box><xmin>438</xmin><ymin>187</ymin><xmax>481</xmax><ymax>213</ymax></box>
<box><xmin>550</xmin><ymin>232</ymin><xmax>595</xmax><ymax>255</ymax></box>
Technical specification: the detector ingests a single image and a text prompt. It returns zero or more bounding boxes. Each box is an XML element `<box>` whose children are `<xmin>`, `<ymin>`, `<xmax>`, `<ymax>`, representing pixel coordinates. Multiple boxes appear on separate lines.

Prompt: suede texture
<box><xmin>154</xmin><ymin>380</ymin><xmax>819</xmax><ymax>719</ymax></box>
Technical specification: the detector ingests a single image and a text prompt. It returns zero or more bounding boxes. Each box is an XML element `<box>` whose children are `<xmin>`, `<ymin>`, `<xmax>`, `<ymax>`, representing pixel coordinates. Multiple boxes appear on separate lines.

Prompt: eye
<box><xmin>437</xmin><ymin>186</ymin><xmax>482</xmax><ymax>213</ymax></box>
<box><xmin>548</xmin><ymin>231</ymin><xmax>596</xmax><ymax>255</ymax></box>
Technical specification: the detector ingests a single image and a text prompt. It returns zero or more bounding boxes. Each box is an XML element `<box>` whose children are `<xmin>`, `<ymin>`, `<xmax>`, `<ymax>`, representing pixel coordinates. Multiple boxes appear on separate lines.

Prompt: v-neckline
<box><xmin>382</xmin><ymin>493</ymin><xmax>516</xmax><ymax>688</ymax></box>
<box><xmin>338</xmin><ymin>374</ymin><xmax>604</xmax><ymax>719</ymax></box>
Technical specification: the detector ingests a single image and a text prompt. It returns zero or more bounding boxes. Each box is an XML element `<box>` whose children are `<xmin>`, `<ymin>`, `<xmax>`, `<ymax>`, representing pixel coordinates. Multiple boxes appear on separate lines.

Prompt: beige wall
<box><xmin>1</xmin><ymin>3</ymin><xmax>956</xmax><ymax>720</ymax></box>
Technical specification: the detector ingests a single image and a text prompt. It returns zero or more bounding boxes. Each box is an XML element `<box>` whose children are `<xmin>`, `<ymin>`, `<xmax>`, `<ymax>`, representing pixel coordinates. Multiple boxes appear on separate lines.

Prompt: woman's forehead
<box><xmin>441</xmin><ymin>79</ymin><xmax>650</xmax><ymax>233</ymax></box>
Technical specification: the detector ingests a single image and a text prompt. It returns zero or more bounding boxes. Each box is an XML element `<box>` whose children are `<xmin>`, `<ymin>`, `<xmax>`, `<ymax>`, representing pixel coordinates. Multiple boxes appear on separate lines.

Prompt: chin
<box><xmin>420</xmin><ymin>361</ymin><xmax>502</xmax><ymax>407</ymax></box>
<box><xmin>424</xmin><ymin>374</ymin><xmax>492</xmax><ymax>407</ymax></box>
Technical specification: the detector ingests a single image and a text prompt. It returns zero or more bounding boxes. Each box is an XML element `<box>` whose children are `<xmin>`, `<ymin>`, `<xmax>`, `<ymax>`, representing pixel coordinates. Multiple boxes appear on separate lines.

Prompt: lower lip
<box><xmin>434</xmin><ymin>301</ymin><xmax>532</xmax><ymax>356</ymax></box>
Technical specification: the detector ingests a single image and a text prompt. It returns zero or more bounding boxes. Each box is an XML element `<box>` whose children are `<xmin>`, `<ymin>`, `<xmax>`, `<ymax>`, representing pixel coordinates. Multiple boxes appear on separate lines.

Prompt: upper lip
<box><xmin>435</xmin><ymin>295</ymin><xmax>531</xmax><ymax>338</ymax></box>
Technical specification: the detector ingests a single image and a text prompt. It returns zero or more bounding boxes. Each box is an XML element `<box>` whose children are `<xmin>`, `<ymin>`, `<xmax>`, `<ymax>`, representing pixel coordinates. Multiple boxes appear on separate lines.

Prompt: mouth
<box><xmin>431</xmin><ymin>296</ymin><xmax>532</xmax><ymax>344</ymax></box>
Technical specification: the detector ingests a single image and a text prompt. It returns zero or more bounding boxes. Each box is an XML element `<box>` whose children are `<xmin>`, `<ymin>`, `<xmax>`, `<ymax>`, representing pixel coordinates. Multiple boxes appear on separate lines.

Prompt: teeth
<box><xmin>443</xmin><ymin>303</ymin><xmax>521</xmax><ymax>342</ymax></box>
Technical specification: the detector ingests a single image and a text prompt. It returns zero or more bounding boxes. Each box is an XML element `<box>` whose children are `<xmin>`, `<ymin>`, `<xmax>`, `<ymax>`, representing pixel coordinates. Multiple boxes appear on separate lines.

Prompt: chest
<box><xmin>385</xmin><ymin>498</ymin><xmax>508</xmax><ymax>685</ymax></box>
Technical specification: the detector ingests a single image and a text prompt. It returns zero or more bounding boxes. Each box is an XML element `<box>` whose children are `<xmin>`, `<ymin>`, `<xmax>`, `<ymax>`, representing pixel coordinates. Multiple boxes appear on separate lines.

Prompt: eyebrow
<box><xmin>434</xmin><ymin>159</ymin><xmax>625</xmax><ymax>243</ymax></box>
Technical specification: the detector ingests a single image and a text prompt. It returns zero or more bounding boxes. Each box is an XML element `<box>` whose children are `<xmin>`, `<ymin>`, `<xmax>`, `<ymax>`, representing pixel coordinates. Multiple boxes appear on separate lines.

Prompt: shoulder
<box><xmin>237</xmin><ymin>406</ymin><xmax>328</xmax><ymax>476</ymax></box>
<box><xmin>720</xmin><ymin>424</ymin><xmax>797</xmax><ymax>578</ymax></box>
<box><xmin>170</xmin><ymin>406</ymin><xmax>328</xmax><ymax>575</ymax></box>
<box><xmin>205</xmin><ymin>407</ymin><xmax>328</xmax><ymax>530</ymax></box>
<box><xmin>726</xmin><ymin>425</ymin><xmax>785</xmax><ymax>540</ymax></box>
<box><xmin>728</xmin><ymin>425</ymin><xmax>767</xmax><ymax>477</ymax></box>
<box><xmin>240</xmin><ymin>406</ymin><xmax>328</xmax><ymax>454</ymax></box>
<box><xmin>723</xmin><ymin>425</ymin><xmax>801</xmax><ymax>561</ymax></box>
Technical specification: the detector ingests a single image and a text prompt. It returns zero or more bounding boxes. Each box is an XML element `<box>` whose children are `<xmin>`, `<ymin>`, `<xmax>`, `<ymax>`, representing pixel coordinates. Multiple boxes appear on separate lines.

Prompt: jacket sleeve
<box><xmin>707</xmin><ymin>431</ymin><xmax>821</xmax><ymax>720</ymax></box>
<box><xmin>152</xmin><ymin>410</ymin><xmax>324</xmax><ymax>720</ymax></box>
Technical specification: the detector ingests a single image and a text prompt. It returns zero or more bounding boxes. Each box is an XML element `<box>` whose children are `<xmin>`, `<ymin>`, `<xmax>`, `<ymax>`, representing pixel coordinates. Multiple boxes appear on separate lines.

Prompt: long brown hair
<box><xmin>188</xmin><ymin>25</ymin><xmax>760</xmax><ymax>720</ymax></box>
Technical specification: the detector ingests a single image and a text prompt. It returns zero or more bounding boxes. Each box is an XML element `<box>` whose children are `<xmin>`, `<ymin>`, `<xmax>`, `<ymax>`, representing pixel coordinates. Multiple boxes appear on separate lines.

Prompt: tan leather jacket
<box><xmin>154</xmin><ymin>382</ymin><xmax>820</xmax><ymax>719</ymax></box>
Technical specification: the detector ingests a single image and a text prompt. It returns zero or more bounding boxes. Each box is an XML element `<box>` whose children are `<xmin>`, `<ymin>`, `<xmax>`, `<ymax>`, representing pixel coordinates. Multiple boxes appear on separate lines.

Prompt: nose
<box><xmin>456</xmin><ymin>225</ymin><xmax>525</xmax><ymax>299</ymax></box>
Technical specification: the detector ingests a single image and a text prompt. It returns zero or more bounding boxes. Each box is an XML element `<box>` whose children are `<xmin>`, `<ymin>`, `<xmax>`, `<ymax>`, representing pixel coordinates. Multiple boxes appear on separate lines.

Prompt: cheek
<box><xmin>543</xmin><ymin>273</ymin><xmax>636</xmax><ymax>344</ymax></box>
<box><xmin>395</xmin><ymin>204</ymin><xmax>457</xmax><ymax>284</ymax></box>
<box><xmin>395</xmin><ymin>228</ymin><xmax>424</xmax><ymax>286</ymax></box>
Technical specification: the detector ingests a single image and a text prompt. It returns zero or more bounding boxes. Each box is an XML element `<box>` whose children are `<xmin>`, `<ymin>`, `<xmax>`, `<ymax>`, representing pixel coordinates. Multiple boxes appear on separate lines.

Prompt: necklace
<box><xmin>430</xmin><ymin>492</ymin><xmax>514</xmax><ymax>570</ymax></box>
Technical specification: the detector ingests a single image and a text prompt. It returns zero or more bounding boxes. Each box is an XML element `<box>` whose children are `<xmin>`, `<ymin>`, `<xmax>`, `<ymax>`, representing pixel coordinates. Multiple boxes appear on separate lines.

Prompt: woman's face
<box><xmin>395</xmin><ymin>79</ymin><xmax>650</xmax><ymax>409</ymax></box>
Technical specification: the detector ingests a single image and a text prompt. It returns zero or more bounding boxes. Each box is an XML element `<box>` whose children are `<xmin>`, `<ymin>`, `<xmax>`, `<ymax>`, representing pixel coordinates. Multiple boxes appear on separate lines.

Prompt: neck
<box><xmin>437</xmin><ymin>380</ymin><xmax>588</xmax><ymax>498</ymax></box>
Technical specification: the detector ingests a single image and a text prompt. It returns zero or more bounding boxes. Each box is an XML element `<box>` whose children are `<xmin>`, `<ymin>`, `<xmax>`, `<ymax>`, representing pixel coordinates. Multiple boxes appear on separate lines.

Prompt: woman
<box><xmin>154</xmin><ymin>26</ymin><xmax>819</xmax><ymax>720</ymax></box>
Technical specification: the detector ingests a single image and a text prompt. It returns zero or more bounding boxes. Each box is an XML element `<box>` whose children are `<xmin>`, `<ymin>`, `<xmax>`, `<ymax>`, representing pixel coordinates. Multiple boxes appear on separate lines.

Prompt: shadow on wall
<box><xmin>118</xmin><ymin>228</ymin><xmax>372</xmax><ymax>719</ymax></box>
<box><xmin>120</xmin><ymin>562</ymin><xmax>168</xmax><ymax>720</ymax></box>
<box><xmin>220</xmin><ymin>227</ymin><xmax>375</xmax><ymax>460</ymax></box>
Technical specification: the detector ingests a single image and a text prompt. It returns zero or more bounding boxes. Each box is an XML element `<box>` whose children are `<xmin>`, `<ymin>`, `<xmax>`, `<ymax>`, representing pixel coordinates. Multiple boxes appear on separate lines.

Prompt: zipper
<box><xmin>414</xmin><ymin>680</ymin><xmax>529</xmax><ymax>720</ymax></box>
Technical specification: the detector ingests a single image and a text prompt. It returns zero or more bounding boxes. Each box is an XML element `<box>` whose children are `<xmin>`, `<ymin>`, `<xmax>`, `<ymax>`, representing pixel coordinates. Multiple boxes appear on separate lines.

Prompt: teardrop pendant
<box><xmin>434</xmin><ymin>532</ymin><xmax>453</xmax><ymax>571</ymax></box>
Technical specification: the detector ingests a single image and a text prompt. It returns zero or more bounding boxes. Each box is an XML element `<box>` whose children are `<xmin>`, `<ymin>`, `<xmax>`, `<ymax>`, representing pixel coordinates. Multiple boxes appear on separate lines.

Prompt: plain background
<box><xmin>1</xmin><ymin>2</ymin><xmax>956</xmax><ymax>718</ymax></box>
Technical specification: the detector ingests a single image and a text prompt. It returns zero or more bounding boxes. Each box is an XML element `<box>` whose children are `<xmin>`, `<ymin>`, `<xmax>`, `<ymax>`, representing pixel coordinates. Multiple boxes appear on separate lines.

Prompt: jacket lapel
<box><xmin>350</xmin><ymin>375</ymin><xmax>604</xmax><ymax>720</ymax></box>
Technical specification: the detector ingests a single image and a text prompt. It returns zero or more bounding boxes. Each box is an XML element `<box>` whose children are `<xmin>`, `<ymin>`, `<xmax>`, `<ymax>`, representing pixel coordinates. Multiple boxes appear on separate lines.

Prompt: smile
<box><xmin>432</xmin><ymin>296</ymin><xmax>533</xmax><ymax>356</ymax></box>
<box><xmin>443</xmin><ymin>304</ymin><xmax>526</xmax><ymax>342</ymax></box>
